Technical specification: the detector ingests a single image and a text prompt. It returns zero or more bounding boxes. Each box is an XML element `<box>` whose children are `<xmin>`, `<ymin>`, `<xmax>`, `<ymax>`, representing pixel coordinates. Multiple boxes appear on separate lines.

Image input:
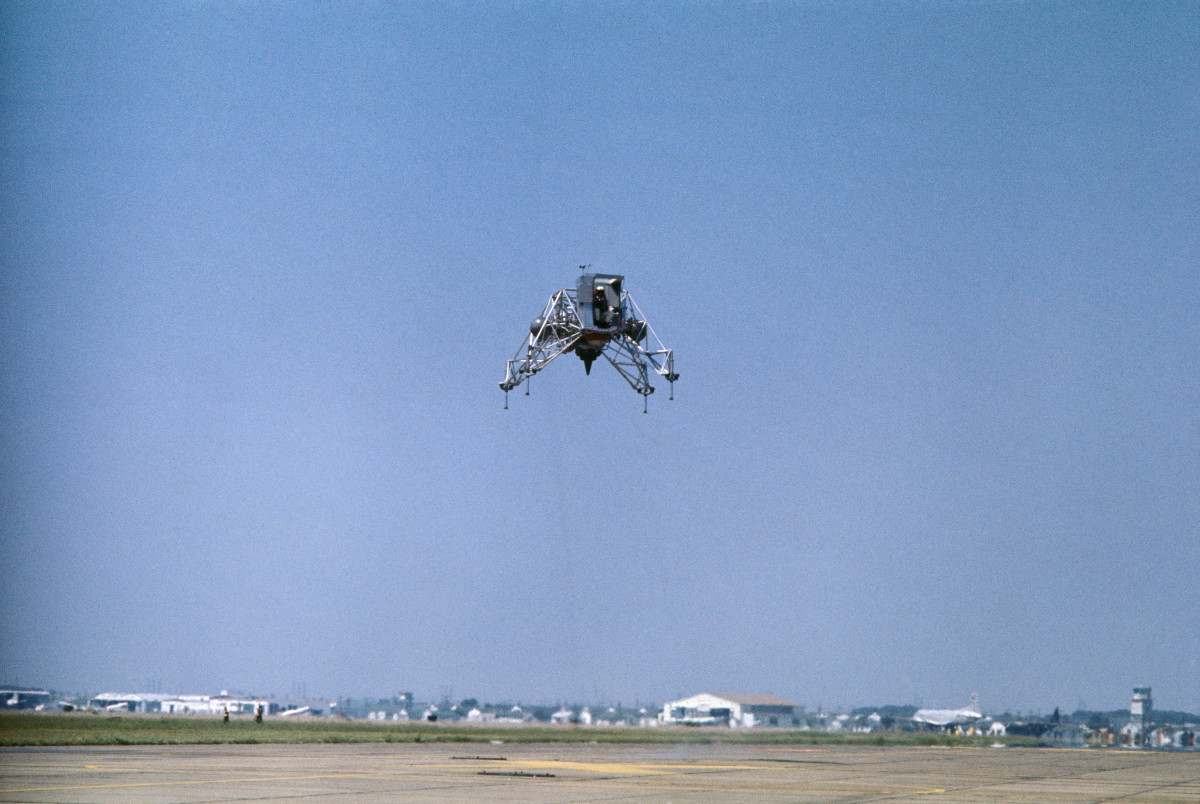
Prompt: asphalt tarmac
<box><xmin>2</xmin><ymin>742</ymin><xmax>1198</xmax><ymax>803</ymax></box>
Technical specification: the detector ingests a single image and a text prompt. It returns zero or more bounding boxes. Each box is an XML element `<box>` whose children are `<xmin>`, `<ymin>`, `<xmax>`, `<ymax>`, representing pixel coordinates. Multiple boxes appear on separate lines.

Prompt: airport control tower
<box><xmin>1130</xmin><ymin>687</ymin><xmax>1152</xmax><ymax>730</ymax></box>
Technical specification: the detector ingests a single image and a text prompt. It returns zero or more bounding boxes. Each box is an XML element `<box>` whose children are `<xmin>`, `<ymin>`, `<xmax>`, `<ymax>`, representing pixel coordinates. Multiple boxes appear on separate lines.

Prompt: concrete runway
<box><xmin>2</xmin><ymin>742</ymin><xmax>1198</xmax><ymax>803</ymax></box>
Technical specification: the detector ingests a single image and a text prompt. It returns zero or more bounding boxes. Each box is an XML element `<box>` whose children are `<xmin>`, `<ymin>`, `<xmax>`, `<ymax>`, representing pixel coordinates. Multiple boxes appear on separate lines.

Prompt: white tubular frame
<box><xmin>500</xmin><ymin>289</ymin><xmax>583</xmax><ymax>393</ymax></box>
<box><xmin>500</xmin><ymin>286</ymin><xmax>677</xmax><ymax>406</ymax></box>
<box><xmin>615</xmin><ymin>293</ymin><xmax>677</xmax><ymax>398</ymax></box>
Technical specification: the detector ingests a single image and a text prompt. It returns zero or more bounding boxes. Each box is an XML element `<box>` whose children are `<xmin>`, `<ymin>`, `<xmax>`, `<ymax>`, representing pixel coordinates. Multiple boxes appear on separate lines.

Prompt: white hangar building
<box><xmin>660</xmin><ymin>693</ymin><xmax>801</xmax><ymax>728</ymax></box>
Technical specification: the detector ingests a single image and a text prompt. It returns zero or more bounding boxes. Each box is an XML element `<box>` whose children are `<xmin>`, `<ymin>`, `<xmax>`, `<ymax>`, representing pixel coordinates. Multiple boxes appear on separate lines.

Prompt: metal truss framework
<box><xmin>500</xmin><ymin>286</ymin><xmax>677</xmax><ymax>411</ymax></box>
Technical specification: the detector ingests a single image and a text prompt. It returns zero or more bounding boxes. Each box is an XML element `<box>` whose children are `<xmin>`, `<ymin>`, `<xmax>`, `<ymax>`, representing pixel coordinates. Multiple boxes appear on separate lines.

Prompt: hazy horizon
<box><xmin>2</xmin><ymin>2</ymin><xmax>1197</xmax><ymax>716</ymax></box>
<box><xmin>5</xmin><ymin>681</ymin><xmax>1188</xmax><ymax>721</ymax></box>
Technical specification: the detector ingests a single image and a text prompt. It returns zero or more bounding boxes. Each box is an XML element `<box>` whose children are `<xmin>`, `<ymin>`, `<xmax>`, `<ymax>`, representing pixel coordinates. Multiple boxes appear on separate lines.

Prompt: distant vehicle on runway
<box><xmin>500</xmin><ymin>269</ymin><xmax>678</xmax><ymax>411</ymax></box>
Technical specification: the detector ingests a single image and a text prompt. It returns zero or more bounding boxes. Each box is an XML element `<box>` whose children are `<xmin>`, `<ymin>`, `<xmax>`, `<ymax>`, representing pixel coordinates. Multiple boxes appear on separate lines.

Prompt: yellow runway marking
<box><xmin>502</xmin><ymin>760</ymin><xmax>760</xmax><ymax>775</ymax></box>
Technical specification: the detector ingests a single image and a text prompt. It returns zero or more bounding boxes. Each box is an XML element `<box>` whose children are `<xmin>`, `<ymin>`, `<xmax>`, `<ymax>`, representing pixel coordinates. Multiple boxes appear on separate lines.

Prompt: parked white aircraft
<box><xmin>911</xmin><ymin>694</ymin><xmax>981</xmax><ymax>727</ymax></box>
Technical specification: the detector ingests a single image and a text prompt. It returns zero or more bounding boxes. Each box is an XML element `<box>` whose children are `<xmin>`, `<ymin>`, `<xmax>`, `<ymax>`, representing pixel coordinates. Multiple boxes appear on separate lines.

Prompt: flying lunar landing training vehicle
<box><xmin>500</xmin><ymin>270</ymin><xmax>678</xmax><ymax>412</ymax></box>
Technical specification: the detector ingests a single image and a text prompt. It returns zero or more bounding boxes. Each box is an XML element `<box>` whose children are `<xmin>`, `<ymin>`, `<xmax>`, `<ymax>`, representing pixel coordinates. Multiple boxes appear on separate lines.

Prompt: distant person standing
<box><xmin>222</xmin><ymin>706</ymin><xmax>229</xmax><ymax>724</ymax></box>
<box><xmin>255</xmin><ymin>704</ymin><xmax>263</xmax><ymax>723</ymax></box>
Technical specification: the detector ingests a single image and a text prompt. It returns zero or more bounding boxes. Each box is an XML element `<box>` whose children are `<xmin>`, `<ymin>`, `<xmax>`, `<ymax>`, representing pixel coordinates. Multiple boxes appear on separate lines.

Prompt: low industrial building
<box><xmin>89</xmin><ymin>693</ymin><xmax>171</xmax><ymax>713</ymax></box>
<box><xmin>159</xmin><ymin>695</ymin><xmax>276</xmax><ymax>716</ymax></box>
<box><xmin>660</xmin><ymin>693</ymin><xmax>801</xmax><ymax>728</ymax></box>
<box><xmin>88</xmin><ymin>693</ymin><xmax>276</xmax><ymax>715</ymax></box>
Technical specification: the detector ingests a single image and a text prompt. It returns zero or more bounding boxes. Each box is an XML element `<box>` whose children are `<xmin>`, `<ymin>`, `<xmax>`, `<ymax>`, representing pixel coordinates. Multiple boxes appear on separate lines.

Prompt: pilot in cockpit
<box><xmin>593</xmin><ymin>285</ymin><xmax>610</xmax><ymax>327</ymax></box>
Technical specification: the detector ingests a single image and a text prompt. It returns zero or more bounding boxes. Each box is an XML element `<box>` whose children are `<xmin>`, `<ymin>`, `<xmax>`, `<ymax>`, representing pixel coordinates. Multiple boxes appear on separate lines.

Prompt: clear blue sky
<box><xmin>2</xmin><ymin>2</ymin><xmax>1197</xmax><ymax>714</ymax></box>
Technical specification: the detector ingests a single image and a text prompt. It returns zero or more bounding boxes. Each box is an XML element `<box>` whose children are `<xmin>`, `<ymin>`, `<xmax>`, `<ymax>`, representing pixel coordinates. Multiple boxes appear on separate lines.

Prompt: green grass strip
<box><xmin>0</xmin><ymin>713</ymin><xmax>1037</xmax><ymax>747</ymax></box>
